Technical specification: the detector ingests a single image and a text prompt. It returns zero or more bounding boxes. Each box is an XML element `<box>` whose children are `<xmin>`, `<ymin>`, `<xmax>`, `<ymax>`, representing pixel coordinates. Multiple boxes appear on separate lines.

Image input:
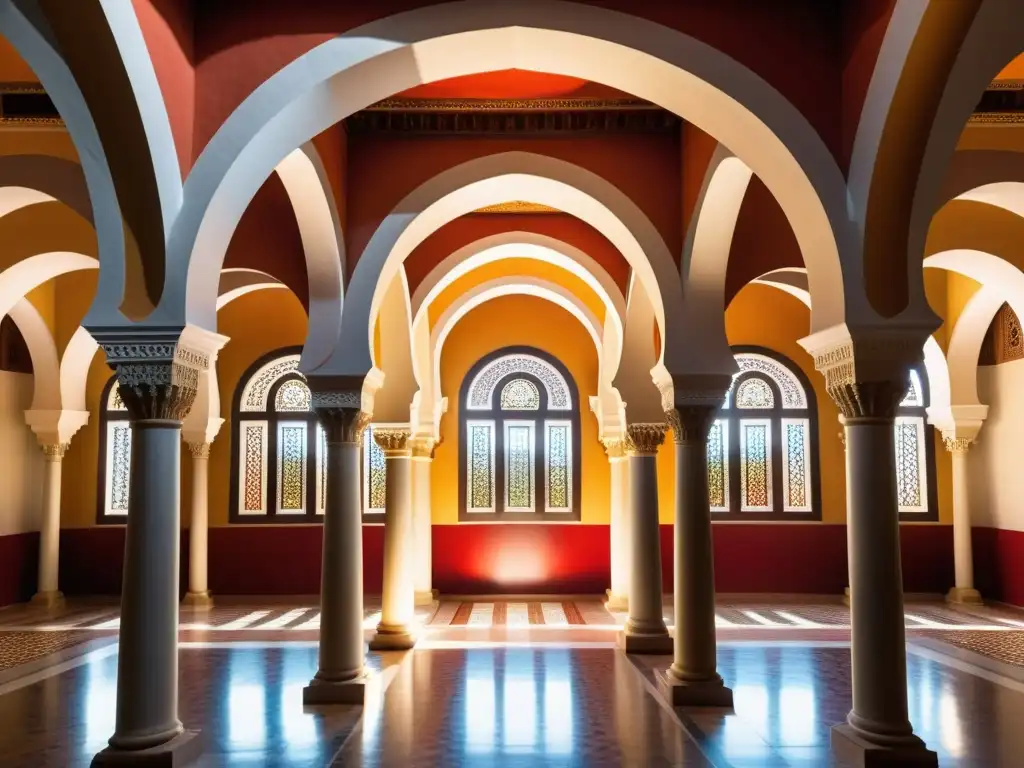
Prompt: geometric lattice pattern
<box><xmin>467</xmin><ymin>354</ymin><xmax>571</xmax><ymax>410</ymax></box>
<box><xmin>733</xmin><ymin>353</ymin><xmax>808</xmax><ymax>409</ymax></box>
<box><xmin>546</xmin><ymin>422</ymin><xmax>570</xmax><ymax>510</ymax></box>
<box><xmin>707</xmin><ymin>419</ymin><xmax>728</xmax><ymax>510</ymax></box>
<box><xmin>274</xmin><ymin>379</ymin><xmax>311</xmax><ymax>412</ymax></box>
<box><xmin>242</xmin><ymin>423</ymin><xmax>265</xmax><ymax>512</ymax></box>
<box><xmin>467</xmin><ymin>422</ymin><xmax>495</xmax><ymax>511</ymax></box>
<box><xmin>241</xmin><ymin>356</ymin><xmax>300</xmax><ymax>412</ymax></box>
<box><xmin>500</xmin><ymin>378</ymin><xmax>540</xmax><ymax>410</ymax></box>
<box><xmin>735</xmin><ymin>377</ymin><xmax>775</xmax><ymax>409</ymax></box>
<box><xmin>739</xmin><ymin>421</ymin><xmax>770</xmax><ymax>510</ymax></box>
<box><xmin>505</xmin><ymin>423</ymin><xmax>535</xmax><ymax>510</ymax></box>
<box><xmin>278</xmin><ymin>424</ymin><xmax>307</xmax><ymax>512</ymax></box>
<box><xmin>783</xmin><ymin>420</ymin><xmax>809</xmax><ymax>510</ymax></box>
<box><xmin>365</xmin><ymin>427</ymin><xmax>386</xmax><ymax>512</ymax></box>
<box><xmin>108</xmin><ymin>424</ymin><xmax>132</xmax><ymax>514</ymax></box>
<box><xmin>895</xmin><ymin>418</ymin><xmax>924</xmax><ymax>510</ymax></box>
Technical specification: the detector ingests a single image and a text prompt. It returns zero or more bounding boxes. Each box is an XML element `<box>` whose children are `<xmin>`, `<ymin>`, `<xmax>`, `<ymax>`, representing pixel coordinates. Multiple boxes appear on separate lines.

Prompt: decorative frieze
<box><xmin>625</xmin><ymin>423</ymin><xmax>667</xmax><ymax>456</ymax></box>
<box><xmin>374</xmin><ymin>428</ymin><xmax>413</xmax><ymax>457</ymax></box>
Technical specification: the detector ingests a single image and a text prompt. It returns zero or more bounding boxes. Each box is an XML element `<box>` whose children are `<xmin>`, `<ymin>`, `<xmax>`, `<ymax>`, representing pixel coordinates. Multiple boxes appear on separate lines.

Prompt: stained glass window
<box><xmin>239</xmin><ymin>421</ymin><xmax>268</xmax><ymax>515</ymax></box>
<box><xmin>710</xmin><ymin>349</ymin><xmax>818</xmax><ymax>518</ymax></box>
<box><xmin>467</xmin><ymin>421</ymin><xmax>495</xmax><ymax>511</ymax></box>
<box><xmin>99</xmin><ymin>377</ymin><xmax>132</xmax><ymax>522</ymax></box>
<box><xmin>501</xmin><ymin>379</ymin><xmax>541</xmax><ymax>410</ymax></box>
<box><xmin>364</xmin><ymin>426</ymin><xmax>387</xmax><ymax>513</ymax></box>
<box><xmin>277</xmin><ymin>422</ymin><xmax>307</xmax><ymax>514</ymax></box>
<box><xmin>460</xmin><ymin>348</ymin><xmax>579</xmax><ymax>519</ymax></box>
<box><xmin>505</xmin><ymin>422</ymin><xmax>535</xmax><ymax>511</ymax></box>
<box><xmin>545</xmin><ymin>422</ymin><xmax>571</xmax><ymax>511</ymax></box>
<box><xmin>707</xmin><ymin>419</ymin><xmax>729</xmax><ymax>511</ymax></box>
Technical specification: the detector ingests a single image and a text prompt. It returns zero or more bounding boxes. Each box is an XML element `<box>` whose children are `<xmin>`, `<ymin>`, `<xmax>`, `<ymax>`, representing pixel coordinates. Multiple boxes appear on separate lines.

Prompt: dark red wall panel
<box><xmin>60</xmin><ymin>527</ymin><xmax>125</xmax><ymax>596</ymax></box>
<box><xmin>899</xmin><ymin>525</ymin><xmax>954</xmax><ymax>594</ymax></box>
<box><xmin>432</xmin><ymin>524</ymin><xmax>611</xmax><ymax>594</ymax></box>
<box><xmin>973</xmin><ymin>527</ymin><xmax>1024</xmax><ymax>607</ymax></box>
<box><xmin>0</xmin><ymin>532</ymin><xmax>38</xmax><ymax>606</ymax></box>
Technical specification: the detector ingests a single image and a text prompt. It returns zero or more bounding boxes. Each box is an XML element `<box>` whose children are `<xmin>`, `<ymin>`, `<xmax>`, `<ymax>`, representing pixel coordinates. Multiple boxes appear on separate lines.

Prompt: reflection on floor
<box><xmin>2</xmin><ymin>597</ymin><xmax>1024</xmax><ymax>765</ymax></box>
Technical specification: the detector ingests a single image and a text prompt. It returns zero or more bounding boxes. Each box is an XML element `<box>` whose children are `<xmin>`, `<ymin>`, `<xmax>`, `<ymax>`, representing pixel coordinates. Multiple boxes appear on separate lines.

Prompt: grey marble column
<box><xmin>658</xmin><ymin>405</ymin><xmax>732</xmax><ymax>707</ymax></box>
<box><xmin>371</xmin><ymin>427</ymin><xmax>417</xmax><ymax>650</ymax></box>
<box><xmin>91</xmin><ymin>336</ymin><xmax>212</xmax><ymax>766</ymax></box>
<box><xmin>304</xmin><ymin>399</ymin><xmax>370</xmax><ymax>705</ymax></box>
<box><xmin>618</xmin><ymin>422</ymin><xmax>672</xmax><ymax>654</ymax></box>
<box><xmin>831</xmin><ymin>379</ymin><xmax>937</xmax><ymax>766</ymax></box>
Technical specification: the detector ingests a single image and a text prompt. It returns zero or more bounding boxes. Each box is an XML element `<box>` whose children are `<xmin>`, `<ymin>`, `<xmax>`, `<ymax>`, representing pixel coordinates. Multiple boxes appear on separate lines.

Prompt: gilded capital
<box><xmin>41</xmin><ymin>443</ymin><xmax>68</xmax><ymax>462</ymax></box>
<box><xmin>624</xmin><ymin>423</ymin><xmax>667</xmax><ymax>456</ymax></box>
<box><xmin>187</xmin><ymin>441</ymin><xmax>211</xmax><ymax>460</ymax></box>
<box><xmin>600</xmin><ymin>436</ymin><xmax>626</xmax><ymax>460</ymax></box>
<box><xmin>665</xmin><ymin>405</ymin><xmax>717</xmax><ymax>445</ymax></box>
<box><xmin>409</xmin><ymin>435</ymin><xmax>436</xmax><ymax>459</ymax></box>
<box><xmin>374</xmin><ymin>427</ymin><xmax>412</xmax><ymax>457</ymax></box>
<box><xmin>943</xmin><ymin>436</ymin><xmax>973</xmax><ymax>454</ymax></box>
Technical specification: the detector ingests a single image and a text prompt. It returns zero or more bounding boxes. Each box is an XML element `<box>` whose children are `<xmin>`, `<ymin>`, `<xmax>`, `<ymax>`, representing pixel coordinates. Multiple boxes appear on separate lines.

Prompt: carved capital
<box><xmin>829</xmin><ymin>380</ymin><xmax>905</xmax><ymax>420</ymax></box>
<box><xmin>624</xmin><ymin>423</ymin><xmax>667</xmax><ymax>456</ymax></box>
<box><xmin>600</xmin><ymin>436</ymin><xmax>626</xmax><ymax>460</ymax></box>
<box><xmin>665</xmin><ymin>405</ymin><xmax>717</xmax><ymax>445</ymax></box>
<box><xmin>409</xmin><ymin>434</ymin><xmax>436</xmax><ymax>459</ymax></box>
<box><xmin>943</xmin><ymin>436</ymin><xmax>974</xmax><ymax>454</ymax></box>
<box><xmin>187</xmin><ymin>441</ymin><xmax>211</xmax><ymax>460</ymax></box>
<box><xmin>41</xmin><ymin>443</ymin><xmax>68</xmax><ymax>462</ymax></box>
<box><xmin>316</xmin><ymin>404</ymin><xmax>371</xmax><ymax>446</ymax></box>
<box><xmin>374</xmin><ymin>427</ymin><xmax>412</xmax><ymax>457</ymax></box>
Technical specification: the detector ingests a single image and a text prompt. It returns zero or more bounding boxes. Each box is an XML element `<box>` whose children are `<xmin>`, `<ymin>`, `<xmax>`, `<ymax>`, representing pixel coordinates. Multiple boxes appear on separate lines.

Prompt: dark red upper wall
<box><xmin>130</xmin><ymin>0</ymin><xmax>881</xmax><ymax>172</ymax></box>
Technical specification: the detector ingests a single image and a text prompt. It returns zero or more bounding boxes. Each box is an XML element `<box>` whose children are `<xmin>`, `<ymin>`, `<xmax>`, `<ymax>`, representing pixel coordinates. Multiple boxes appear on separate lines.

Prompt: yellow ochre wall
<box><xmin>433</xmin><ymin>295</ymin><xmax>608</xmax><ymax>525</ymax></box>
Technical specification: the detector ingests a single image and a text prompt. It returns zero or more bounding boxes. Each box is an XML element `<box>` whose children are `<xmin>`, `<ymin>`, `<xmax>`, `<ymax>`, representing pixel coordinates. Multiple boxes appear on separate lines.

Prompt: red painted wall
<box><xmin>973</xmin><ymin>527</ymin><xmax>1024</xmax><ymax>607</ymax></box>
<box><xmin>0</xmin><ymin>532</ymin><xmax>37</xmax><ymax>607</ymax></box>
<box><xmin>44</xmin><ymin>523</ymin><xmax>961</xmax><ymax>600</ymax></box>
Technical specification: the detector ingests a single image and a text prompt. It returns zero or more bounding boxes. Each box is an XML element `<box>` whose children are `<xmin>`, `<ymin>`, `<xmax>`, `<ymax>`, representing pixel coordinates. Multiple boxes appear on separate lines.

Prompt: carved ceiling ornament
<box><xmin>624</xmin><ymin>423</ymin><xmax>668</xmax><ymax>456</ymax></box>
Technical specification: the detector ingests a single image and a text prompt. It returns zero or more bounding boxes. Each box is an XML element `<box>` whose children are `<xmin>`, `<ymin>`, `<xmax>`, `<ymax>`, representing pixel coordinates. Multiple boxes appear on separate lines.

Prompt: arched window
<box><xmin>229</xmin><ymin>348</ymin><xmax>384</xmax><ymax>522</ymax></box>
<box><xmin>97</xmin><ymin>377</ymin><xmax>131</xmax><ymax>523</ymax></box>
<box><xmin>459</xmin><ymin>347</ymin><xmax>581</xmax><ymax>520</ymax></box>
<box><xmin>895</xmin><ymin>368</ymin><xmax>938</xmax><ymax>521</ymax></box>
<box><xmin>707</xmin><ymin>348</ymin><xmax>821</xmax><ymax>520</ymax></box>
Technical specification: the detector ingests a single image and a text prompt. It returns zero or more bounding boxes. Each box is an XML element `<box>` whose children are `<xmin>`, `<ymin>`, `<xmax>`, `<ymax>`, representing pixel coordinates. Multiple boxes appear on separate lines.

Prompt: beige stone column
<box><xmin>90</xmin><ymin>329</ymin><xmax>222</xmax><ymax>766</ymax></box>
<box><xmin>658</xmin><ymin>405</ymin><xmax>732</xmax><ymax>707</ymax></box>
<box><xmin>32</xmin><ymin>443</ymin><xmax>67</xmax><ymax>607</ymax></box>
<box><xmin>618</xmin><ymin>422</ymin><xmax>672</xmax><ymax>654</ymax></box>
<box><xmin>183</xmin><ymin>442</ymin><xmax>212</xmax><ymax>607</ymax></box>
<box><xmin>370</xmin><ymin>427</ymin><xmax>417</xmax><ymax>650</ymax></box>
<box><xmin>805</xmin><ymin>332</ymin><xmax>937</xmax><ymax>766</ymax></box>
<box><xmin>603</xmin><ymin>437</ymin><xmax>630</xmax><ymax>611</ymax></box>
<box><xmin>945</xmin><ymin>436</ymin><xmax>982</xmax><ymax>604</ymax></box>
<box><xmin>304</xmin><ymin>396</ymin><xmax>370</xmax><ymax>705</ymax></box>
<box><xmin>410</xmin><ymin>435</ymin><xmax>436</xmax><ymax>606</ymax></box>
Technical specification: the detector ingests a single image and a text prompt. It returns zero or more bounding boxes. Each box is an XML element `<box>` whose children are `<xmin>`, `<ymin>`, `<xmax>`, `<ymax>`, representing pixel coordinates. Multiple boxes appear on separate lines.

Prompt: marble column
<box><xmin>183</xmin><ymin>442</ymin><xmax>213</xmax><ymax>607</ymax></box>
<box><xmin>830</xmin><ymin>378</ymin><xmax>937</xmax><ymax>766</ymax></box>
<box><xmin>304</xmin><ymin>399</ymin><xmax>370</xmax><ymax>705</ymax></box>
<box><xmin>603</xmin><ymin>437</ymin><xmax>630</xmax><ymax>611</ymax></box>
<box><xmin>32</xmin><ymin>443</ymin><xmax>67</xmax><ymax>607</ymax></box>
<box><xmin>410</xmin><ymin>435</ymin><xmax>436</xmax><ymax>606</ymax></box>
<box><xmin>371</xmin><ymin>428</ymin><xmax>417</xmax><ymax>649</ymax></box>
<box><xmin>618</xmin><ymin>422</ymin><xmax>672</xmax><ymax>654</ymax></box>
<box><xmin>658</xmin><ymin>405</ymin><xmax>732</xmax><ymax>707</ymax></box>
<box><xmin>945</xmin><ymin>436</ymin><xmax>982</xmax><ymax>604</ymax></box>
<box><xmin>91</xmin><ymin>335</ymin><xmax>212</xmax><ymax>766</ymax></box>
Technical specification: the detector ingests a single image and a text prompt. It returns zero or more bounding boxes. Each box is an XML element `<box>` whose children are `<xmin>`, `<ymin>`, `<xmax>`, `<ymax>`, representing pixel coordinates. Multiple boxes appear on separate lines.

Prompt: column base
<box><xmin>656</xmin><ymin>668</ymin><xmax>733</xmax><ymax>708</ymax></box>
<box><xmin>302</xmin><ymin>673</ymin><xmax>367</xmax><ymax>706</ymax></box>
<box><xmin>91</xmin><ymin>730</ymin><xmax>203</xmax><ymax>767</ymax></box>
<box><xmin>181</xmin><ymin>591</ymin><xmax>213</xmax><ymax>609</ymax></box>
<box><xmin>946</xmin><ymin>587</ymin><xmax>983</xmax><ymax>605</ymax></box>
<box><xmin>31</xmin><ymin>590</ymin><xmax>64</xmax><ymax>609</ymax></box>
<box><xmin>831</xmin><ymin>724</ymin><xmax>937</xmax><ymax>767</ymax></box>
<box><xmin>369</xmin><ymin>624</ymin><xmax>417</xmax><ymax>651</ymax></box>
<box><xmin>414</xmin><ymin>590</ymin><xmax>438</xmax><ymax>607</ymax></box>
<box><xmin>843</xmin><ymin>586</ymin><xmax>852</xmax><ymax>607</ymax></box>
<box><xmin>617</xmin><ymin>626</ymin><xmax>673</xmax><ymax>654</ymax></box>
<box><xmin>605</xmin><ymin>589</ymin><xmax>629</xmax><ymax>611</ymax></box>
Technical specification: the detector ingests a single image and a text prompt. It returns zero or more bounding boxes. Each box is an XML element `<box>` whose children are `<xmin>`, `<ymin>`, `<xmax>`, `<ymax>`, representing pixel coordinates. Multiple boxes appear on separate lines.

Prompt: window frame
<box><xmin>96</xmin><ymin>375</ymin><xmax>131</xmax><ymax>525</ymax></box>
<box><xmin>896</xmin><ymin>367</ymin><xmax>939</xmax><ymax>523</ymax></box>
<box><xmin>458</xmin><ymin>346</ymin><xmax>582</xmax><ymax>522</ymax></box>
<box><xmin>711</xmin><ymin>346</ymin><xmax>822</xmax><ymax>522</ymax></box>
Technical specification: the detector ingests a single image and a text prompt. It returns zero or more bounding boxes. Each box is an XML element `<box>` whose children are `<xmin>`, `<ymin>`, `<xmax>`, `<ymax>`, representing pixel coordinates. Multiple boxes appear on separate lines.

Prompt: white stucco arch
<box><xmin>331</xmin><ymin>153</ymin><xmax>676</xmax><ymax>387</ymax></box>
<box><xmin>953</xmin><ymin>182</ymin><xmax>1024</xmax><ymax>220</ymax></box>
<box><xmin>162</xmin><ymin>0</ymin><xmax>852</xmax><ymax>350</ymax></box>
<box><xmin>8</xmin><ymin>297</ymin><xmax>60</xmax><ymax>411</ymax></box>
<box><xmin>680</xmin><ymin>148</ymin><xmax>754</xmax><ymax>373</ymax></box>
<box><xmin>0</xmin><ymin>1</ymin><xmax>127</xmax><ymax>326</ymax></box>
<box><xmin>0</xmin><ymin>252</ymin><xmax>97</xmax><ymax>322</ymax></box>
<box><xmin>429</xmin><ymin>277</ymin><xmax>604</xmax><ymax>411</ymax></box>
<box><xmin>752</xmin><ymin>266</ymin><xmax>950</xmax><ymax>416</ymax></box>
<box><xmin>216</xmin><ymin>268</ymin><xmax>287</xmax><ymax>309</ymax></box>
<box><xmin>273</xmin><ymin>142</ymin><xmax>346</xmax><ymax>371</ymax></box>
<box><xmin>943</xmin><ymin>285</ymin><xmax>1007</xmax><ymax>408</ymax></box>
<box><xmin>410</xmin><ymin>231</ymin><xmax>626</xmax><ymax>324</ymax></box>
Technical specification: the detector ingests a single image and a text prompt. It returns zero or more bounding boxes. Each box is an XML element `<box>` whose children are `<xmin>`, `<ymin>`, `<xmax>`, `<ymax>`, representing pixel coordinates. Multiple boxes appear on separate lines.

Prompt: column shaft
<box><xmin>951</xmin><ymin>448</ymin><xmax>974</xmax><ymax>590</ymax></box>
<box><xmin>372</xmin><ymin>428</ymin><xmax>416</xmax><ymax>649</ymax></box>
<box><xmin>111</xmin><ymin>420</ymin><xmax>184</xmax><ymax>749</ymax></box>
<box><xmin>186</xmin><ymin>446</ymin><xmax>210</xmax><ymax>601</ymax></box>
<box><xmin>607</xmin><ymin>453</ymin><xmax>630</xmax><ymax>608</ymax></box>
<box><xmin>664</xmin><ymin>406</ymin><xmax>731</xmax><ymax>706</ymax></box>
<box><xmin>845</xmin><ymin>416</ymin><xmax>917</xmax><ymax>742</ymax></box>
<box><xmin>35</xmin><ymin>447</ymin><xmax>65</xmax><ymax>598</ymax></box>
<box><xmin>411</xmin><ymin>440</ymin><xmax>434</xmax><ymax>605</ymax></box>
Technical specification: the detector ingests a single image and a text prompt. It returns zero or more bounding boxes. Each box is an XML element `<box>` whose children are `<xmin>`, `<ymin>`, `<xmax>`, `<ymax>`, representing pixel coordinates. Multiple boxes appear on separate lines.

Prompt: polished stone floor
<box><xmin>3</xmin><ymin>598</ymin><xmax>1024</xmax><ymax>766</ymax></box>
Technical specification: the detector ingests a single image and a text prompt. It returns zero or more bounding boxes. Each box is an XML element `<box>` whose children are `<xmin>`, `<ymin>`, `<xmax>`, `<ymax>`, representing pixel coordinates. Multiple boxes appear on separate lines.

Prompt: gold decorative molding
<box><xmin>374</xmin><ymin>427</ymin><xmax>412</xmax><ymax>457</ymax></box>
<box><xmin>187</xmin><ymin>441</ymin><xmax>211</xmax><ymax>460</ymax></box>
<box><xmin>624</xmin><ymin>423</ymin><xmax>667</xmax><ymax>456</ymax></box>
<box><xmin>472</xmin><ymin>201</ymin><xmax>562</xmax><ymax>214</ymax></box>
<box><xmin>943</xmin><ymin>436</ymin><xmax>974</xmax><ymax>454</ymax></box>
<box><xmin>41</xmin><ymin>443</ymin><xmax>68</xmax><ymax>461</ymax></box>
<box><xmin>409</xmin><ymin>435</ymin><xmax>436</xmax><ymax>460</ymax></box>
